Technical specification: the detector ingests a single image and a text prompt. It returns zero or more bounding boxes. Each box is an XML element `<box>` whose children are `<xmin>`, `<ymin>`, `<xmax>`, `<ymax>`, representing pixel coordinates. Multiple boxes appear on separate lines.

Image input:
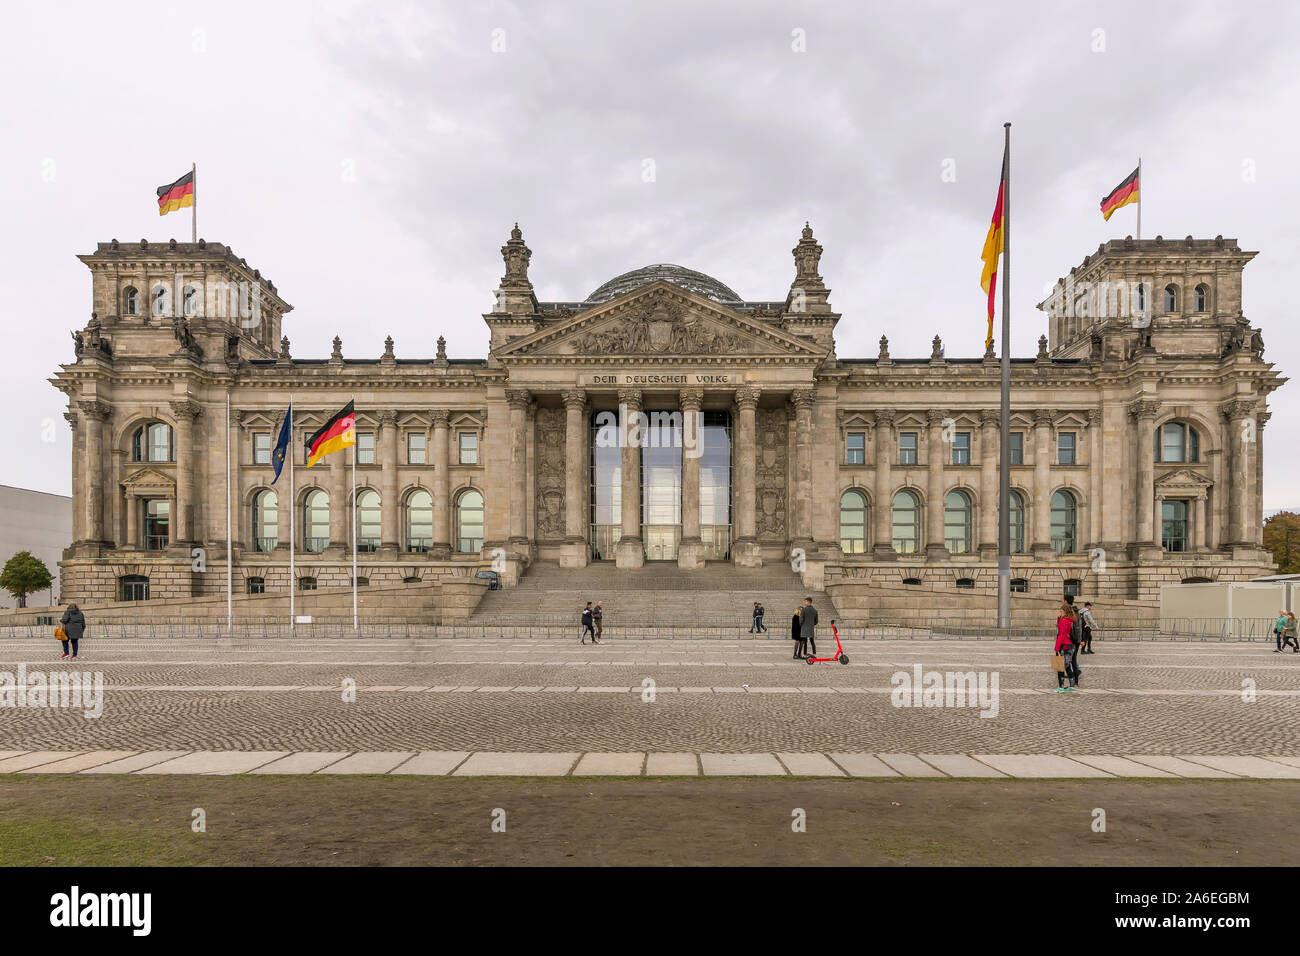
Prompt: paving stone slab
<box><xmin>1122</xmin><ymin>755</ymin><xmax>1241</xmax><ymax>778</ymax></box>
<box><xmin>777</xmin><ymin>752</ymin><xmax>846</xmax><ymax>776</ymax></box>
<box><xmin>20</xmin><ymin>751</ymin><xmax>137</xmax><ymax>773</ymax></box>
<box><xmin>454</xmin><ymin>752</ymin><xmax>580</xmax><ymax>776</ymax></box>
<box><xmin>573</xmin><ymin>752</ymin><xmax>645</xmax><ymax>776</ymax></box>
<box><xmin>140</xmin><ymin>751</ymin><xmax>290</xmax><ymax>775</ymax></box>
<box><xmin>251</xmin><ymin>752</ymin><xmax>350</xmax><ymax>774</ymax></box>
<box><xmin>0</xmin><ymin>751</ymin><xmax>83</xmax><ymax>772</ymax></box>
<box><xmin>1171</xmin><ymin>755</ymin><xmax>1300</xmax><ymax>778</ymax></box>
<box><xmin>391</xmin><ymin>751</ymin><xmax>471</xmax><ymax>775</ymax></box>
<box><xmin>827</xmin><ymin>753</ymin><xmax>900</xmax><ymax>777</ymax></box>
<box><xmin>1069</xmin><ymin>755</ymin><xmax>1178</xmax><ymax>778</ymax></box>
<box><xmin>917</xmin><ymin>754</ymin><xmax>1007</xmax><ymax>778</ymax></box>
<box><xmin>877</xmin><ymin>753</ymin><xmax>948</xmax><ymax>777</ymax></box>
<box><xmin>645</xmin><ymin>752</ymin><xmax>699</xmax><ymax>776</ymax></box>
<box><xmin>700</xmin><ymin>753</ymin><xmax>786</xmax><ymax>775</ymax></box>
<box><xmin>318</xmin><ymin>752</ymin><xmax>416</xmax><ymax>774</ymax></box>
<box><xmin>1260</xmin><ymin>755</ymin><xmax>1300</xmax><ymax>770</ymax></box>
<box><xmin>970</xmin><ymin>755</ymin><xmax>1114</xmax><ymax>778</ymax></box>
<box><xmin>82</xmin><ymin>751</ymin><xmax>191</xmax><ymax>774</ymax></box>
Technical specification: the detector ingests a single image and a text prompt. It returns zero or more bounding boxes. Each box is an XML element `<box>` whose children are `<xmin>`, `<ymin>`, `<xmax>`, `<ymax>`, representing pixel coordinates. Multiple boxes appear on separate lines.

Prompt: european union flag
<box><xmin>271</xmin><ymin>404</ymin><xmax>292</xmax><ymax>484</ymax></box>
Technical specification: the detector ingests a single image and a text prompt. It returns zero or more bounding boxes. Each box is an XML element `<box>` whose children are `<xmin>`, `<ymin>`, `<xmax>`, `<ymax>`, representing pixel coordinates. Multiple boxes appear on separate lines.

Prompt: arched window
<box><xmin>182</xmin><ymin>284</ymin><xmax>200</xmax><ymax>316</ymax></box>
<box><xmin>1008</xmin><ymin>490</ymin><xmax>1025</xmax><ymax>554</ymax></box>
<box><xmin>298</xmin><ymin>576</ymin><xmax>317</xmax><ymax>591</ymax></box>
<box><xmin>1155</xmin><ymin>422</ymin><xmax>1200</xmax><ymax>463</ymax></box>
<box><xmin>891</xmin><ymin>490</ymin><xmax>920</xmax><ymax>554</ymax></box>
<box><xmin>839</xmin><ymin>490</ymin><xmax>868</xmax><ymax>554</ymax></box>
<box><xmin>252</xmin><ymin>490</ymin><xmax>277</xmax><ymax>552</ymax></box>
<box><xmin>455</xmin><ymin>489</ymin><xmax>484</xmax><ymax>553</ymax></box>
<box><xmin>246</xmin><ymin>576</ymin><xmax>265</xmax><ymax>595</ymax></box>
<box><xmin>1135</xmin><ymin>282</ymin><xmax>1147</xmax><ymax>315</ymax></box>
<box><xmin>1194</xmin><ymin>284</ymin><xmax>1209</xmax><ymax>312</ymax></box>
<box><xmin>1163</xmin><ymin>284</ymin><xmax>1178</xmax><ymax>312</ymax></box>
<box><xmin>355</xmin><ymin>489</ymin><xmax>380</xmax><ymax>552</ymax></box>
<box><xmin>303</xmin><ymin>489</ymin><xmax>329</xmax><ymax>553</ymax></box>
<box><xmin>151</xmin><ymin>284</ymin><xmax>170</xmax><ymax>316</ymax></box>
<box><xmin>120</xmin><ymin>574</ymin><xmax>149</xmax><ymax>601</ymax></box>
<box><xmin>943</xmin><ymin>490</ymin><xmax>972</xmax><ymax>553</ymax></box>
<box><xmin>1050</xmin><ymin>490</ymin><xmax>1077</xmax><ymax>555</ymax></box>
<box><xmin>406</xmin><ymin>489</ymin><xmax>433</xmax><ymax>552</ymax></box>
<box><xmin>124</xmin><ymin>286</ymin><xmax>139</xmax><ymax>316</ymax></box>
<box><xmin>132</xmin><ymin>422</ymin><xmax>174</xmax><ymax>462</ymax></box>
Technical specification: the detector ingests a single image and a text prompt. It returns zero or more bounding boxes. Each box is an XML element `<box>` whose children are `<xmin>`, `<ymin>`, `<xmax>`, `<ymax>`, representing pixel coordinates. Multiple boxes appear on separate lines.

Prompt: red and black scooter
<box><xmin>807</xmin><ymin>619</ymin><xmax>849</xmax><ymax>665</ymax></box>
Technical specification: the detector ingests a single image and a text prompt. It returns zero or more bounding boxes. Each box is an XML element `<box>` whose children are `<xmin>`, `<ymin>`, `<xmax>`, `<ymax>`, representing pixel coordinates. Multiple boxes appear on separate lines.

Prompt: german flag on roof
<box><xmin>306</xmin><ymin>401</ymin><xmax>355</xmax><ymax>468</ymax></box>
<box><xmin>1100</xmin><ymin>166</ymin><xmax>1139</xmax><ymax>221</ymax></box>
<box><xmin>156</xmin><ymin>170</ymin><xmax>195</xmax><ymax>216</ymax></box>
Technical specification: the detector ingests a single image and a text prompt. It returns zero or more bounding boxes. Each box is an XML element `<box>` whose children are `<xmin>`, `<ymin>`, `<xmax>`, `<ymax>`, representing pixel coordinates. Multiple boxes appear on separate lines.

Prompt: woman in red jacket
<box><xmin>1054</xmin><ymin>601</ymin><xmax>1079</xmax><ymax>692</ymax></box>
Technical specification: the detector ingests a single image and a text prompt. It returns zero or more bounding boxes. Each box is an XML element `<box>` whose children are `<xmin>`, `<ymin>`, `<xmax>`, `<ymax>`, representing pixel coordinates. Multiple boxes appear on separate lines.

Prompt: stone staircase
<box><xmin>469</xmin><ymin>561</ymin><xmax>841</xmax><ymax>634</ymax></box>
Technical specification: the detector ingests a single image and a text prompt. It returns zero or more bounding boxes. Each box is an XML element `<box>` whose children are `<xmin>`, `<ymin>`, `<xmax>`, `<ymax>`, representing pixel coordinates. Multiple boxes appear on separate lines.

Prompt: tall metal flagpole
<box><xmin>997</xmin><ymin>123</ymin><xmax>1013</xmax><ymax>631</ymax></box>
<box><xmin>225</xmin><ymin>390</ymin><xmax>233</xmax><ymax>632</ymax></box>
<box><xmin>289</xmin><ymin>397</ymin><xmax>295</xmax><ymax>632</ymax></box>
<box><xmin>1136</xmin><ymin>156</ymin><xmax>1142</xmax><ymax>241</ymax></box>
<box><xmin>191</xmin><ymin>163</ymin><xmax>197</xmax><ymax>243</ymax></box>
<box><xmin>351</xmin><ymin>400</ymin><xmax>358</xmax><ymax>631</ymax></box>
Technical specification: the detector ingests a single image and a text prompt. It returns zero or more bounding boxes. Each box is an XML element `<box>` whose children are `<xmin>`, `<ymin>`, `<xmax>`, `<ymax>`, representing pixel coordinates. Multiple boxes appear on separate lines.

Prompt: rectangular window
<box><xmin>357</xmin><ymin>431</ymin><xmax>375</xmax><ymax>465</ymax></box>
<box><xmin>407</xmin><ymin>432</ymin><xmax>427</xmax><ymax>465</ymax></box>
<box><xmin>1009</xmin><ymin>432</ymin><xmax>1023</xmax><ymax>465</ymax></box>
<box><xmin>1058</xmin><ymin>432</ymin><xmax>1076</xmax><ymax>465</ymax></box>
<box><xmin>899</xmin><ymin>432</ymin><xmax>918</xmax><ymax>466</ymax></box>
<box><xmin>952</xmin><ymin>432</ymin><xmax>971</xmax><ymax>465</ymax></box>
<box><xmin>846</xmin><ymin>432</ymin><xmax>865</xmax><ymax>465</ymax></box>
<box><xmin>1162</xmin><ymin>499</ymin><xmax>1189</xmax><ymax>553</ymax></box>
<box><xmin>459</xmin><ymin>432</ymin><xmax>478</xmax><ymax>465</ymax></box>
<box><xmin>253</xmin><ymin>432</ymin><xmax>271</xmax><ymax>465</ymax></box>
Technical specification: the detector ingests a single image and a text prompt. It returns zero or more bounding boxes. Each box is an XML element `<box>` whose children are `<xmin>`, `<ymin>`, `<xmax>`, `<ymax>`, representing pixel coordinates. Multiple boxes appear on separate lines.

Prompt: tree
<box><xmin>0</xmin><ymin>551</ymin><xmax>54</xmax><ymax>609</ymax></box>
<box><xmin>1263</xmin><ymin>512</ymin><xmax>1300</xmax><ymax>574</ymax></box>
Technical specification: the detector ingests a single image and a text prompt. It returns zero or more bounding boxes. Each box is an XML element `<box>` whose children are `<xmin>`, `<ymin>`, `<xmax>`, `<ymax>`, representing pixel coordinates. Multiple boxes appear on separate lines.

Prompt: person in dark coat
<box><xmin>59</xmin><ymin>603</ymin><xmax>85</xmax><ymax>660</ymax></box>
<box><xmin>580</xmin><ymin>602</ymin><xmax>595</xmax><ymax>645</ymax></box>
<box><xmin>791</xmin><ymin>605</ymin><xmax>805</xmax><ymax>659</ymax></box>
<box><xmin>800</xmin><ymin>598</ymin><xmax>818</xmax><ymax>656</ymax></box>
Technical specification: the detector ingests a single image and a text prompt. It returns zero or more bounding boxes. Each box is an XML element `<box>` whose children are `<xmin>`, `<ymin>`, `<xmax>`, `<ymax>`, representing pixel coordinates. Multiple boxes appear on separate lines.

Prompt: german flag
<box><xmin>156</xmin><ymin>170</ymin><xmax>195</xmax><ymax>216</ymax></box>
<box><xmin>980</xmin><ymin>162</ymin><xmax>1006</xmax><ymax>350</ymax></box>
<box><xmin>306</xmin><ymin>401</ymin><xmax>356</xmax><ymax>468</ymax></box>
<box><xmin>1100</xmin><ymin>166</ymin><xmax>1139</xmax><ymax>221</ymax></box>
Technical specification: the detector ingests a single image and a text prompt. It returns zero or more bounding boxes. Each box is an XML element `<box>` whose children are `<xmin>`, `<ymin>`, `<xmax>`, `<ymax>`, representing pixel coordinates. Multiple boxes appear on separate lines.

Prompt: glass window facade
<box><xmin>892</xmin><ymin>490</ymin><xmax>920</xmax><ymax>553</ymax></box>
<box><xmin>840</xmin><ymin>490</ymin><xmax>867</xmax><ymax>554</ymax></box>
<box><xmin>355</xmin><ymin>489</ymin><xmax>381</xmax><ymax>551</ymax></box>
<box><xmin>641</xmin><ymin>413</ymin><xmax>682</xmax><ymax>561</ymax></box>
<box><xmin>406</xmin><ymin>490</ymin><xmax>432</xmax><ymax>552</ymax></box>
<box><xmin>1162</xmin><ymin>499</ymin><xmax>1189</xmax><ymax>552</ymax></box>
<box><xmin>698</xmin><ymin>410</ymin><xmax>732</xmax><ymax>560</ymax></box>
<box><xmin>456</xmin><ymin>489</ymin><xmax>484</xmax><ymax>553</ymax></box>
<box><xmin>144</xmin><ymin>498</ymin><xmax>169</xmax><ymax>550</ymax></box>
<box><xmin>304</xmin><ymin>489</ymin><xmax>329</xmax><ymax>552</ymax></box>
<box><xmin>253</xmin><ymin>489</ymin><xmax>277</xmax><ymax>552</ymax></box>
<box><xmin>1050</xmin><ymin>490</ymin><xmax>1077</xmax><ymax>554</ymax></box>
<box><xmin>944</xmin><ymin>490</ymin><xmax>972</xmax><ymax>553</ymax></box>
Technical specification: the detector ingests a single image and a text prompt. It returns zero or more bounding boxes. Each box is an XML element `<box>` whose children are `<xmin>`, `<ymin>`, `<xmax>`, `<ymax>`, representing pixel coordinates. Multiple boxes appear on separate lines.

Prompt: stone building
<box><xmin>50</xmin><ymin>225</ymin><xmax>1283</xmax><ymax>611</ymax></box>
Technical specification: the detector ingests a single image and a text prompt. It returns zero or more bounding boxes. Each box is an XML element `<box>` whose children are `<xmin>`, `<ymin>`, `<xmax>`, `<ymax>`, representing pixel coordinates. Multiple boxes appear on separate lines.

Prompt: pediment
<box><xmin>122</xmin><ymin>466</ymin><xmax>176</xmax><ymax>493</ymax></box>
<box><xmin>496</xmin><ymin>283</ymin><xmax>824</xmax><ymax>362</ymax></box>
<box><xmin>1155</xmin><ymin>467</ymin><xmax>1213</xmax><ymax>498</ymax></box>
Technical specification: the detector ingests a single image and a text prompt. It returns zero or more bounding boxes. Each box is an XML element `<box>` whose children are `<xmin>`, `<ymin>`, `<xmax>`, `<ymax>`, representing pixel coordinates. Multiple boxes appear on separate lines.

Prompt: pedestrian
<box><xmin>1079</xmin><ymin>602</ymin><xmax>1097</xmax><ymax>654</ymax></box>
<box><xmin>750</xmin><ymin>602</ymin><xmax>767</xmax><ymax>634</ymax></box>
<box><xmin>1274</xmin><ymin>609</ymin><xmax>1288</xmax><ymax>653</ymax></box>
<box><xmin>59</xmin><ymin>602</ymin><xmax>85</xmax><ymax>660</ymax></box>
<box><xmin>800</xmin><ymin>597</ymin><xmax>818</xmax><ymax>657</ymax></box>
<box><xmin>1054</xmin><ymin>599</ymin><xmax>1079</xmax><ymax>692</ymax></box>
<box><xmin>792</xmin><ymin>604</ymin><xmax>805</xmax><ymax>659</ymax></box>
<box><xmin>580</xmin><ymin>602</ymin><xmax>595</xmax><ymax>645</ymax></box>
<box><xmin>592</xmin><ymin>601</ymin><xmax>604</xmax><ymax>644</ymax></box>
<box><xmin>1285</xmin><ymin>612</ymin><xmax>1299</xmax><ymax>653</ymax></box>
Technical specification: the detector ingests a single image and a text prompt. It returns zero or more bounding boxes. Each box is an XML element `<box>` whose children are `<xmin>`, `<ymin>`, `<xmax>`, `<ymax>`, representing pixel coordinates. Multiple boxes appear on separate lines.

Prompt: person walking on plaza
<box><xmin>791</xmin><ymin>604</ymin><xmax>805</xmax><ymax>659</ymax></box>
<box><xmin>1274</xmin><ymin>609</ymin><xmax>1288</xmax><ymax>652</ymax></box>
<box><xmin>580</xmin><ymin>602</ymin><xmax>595</xmax><ymax>645</ymax></box>
<box><xmin>59</xmin><ymin>603</ymin><xmax>85</xmax><ymax>660</ymax></box>
<box><xmin>592</xmin><ymin>601</ymin><xmax>604</xmax><ymax>644</ymax></box>
<box><xmin>1284</xmin><ymin>611</ymin><xmax>1299</xmax><ymax>653</ymax></box>
<box><xmin>1079</xmin><ymin>602</ymin><xmax>1097</xmax><ymax>654</ymax></box>
<box><xmin>750</xmin><ymin>602</ymin><xmax>767</xmax><ymax>634</ymax></box>
<box><xmin>800</xmin><ymin>597</ymin><xmax>818</xmax><ymax>657</ymax></box>
<box><xmin>1054</xmin><ymin>600</ymin><xmax>1079</xmax><ymax>692</ymax></box>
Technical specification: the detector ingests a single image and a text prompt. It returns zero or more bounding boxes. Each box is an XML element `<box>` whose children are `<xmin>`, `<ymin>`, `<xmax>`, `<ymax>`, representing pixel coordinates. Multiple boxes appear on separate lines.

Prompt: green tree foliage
<box><xmin>0</xmin><ymin>551</ymin><xmax>54</xmax><ymax>609</ymax></box>
<box><xmin>1263</xmin><ymin>512</ymin><xmax>1300</xmax><ymax>575</ymax></box>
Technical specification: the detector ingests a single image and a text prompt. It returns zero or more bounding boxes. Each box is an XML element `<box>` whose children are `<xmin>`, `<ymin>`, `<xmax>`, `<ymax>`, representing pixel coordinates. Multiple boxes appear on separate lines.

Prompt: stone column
<box><xmin>1031</xmin><ymin>409</ymin><xmax>1055</xmax><ymax>557</ymax></box>
<box><xmin>925</xmin><ymin>409</ymin><xmax>949</xmax><ymax>560</ymax></box>
<box><xmin>78</xmin><ymin>400</ymin><xmax>110</xmax><ymax>546</ymax></box>
<box><xmin>1255</xmin><ymin>411</ymin><xmax>1268</xmax><ymax>546</ymax></box>
<box><xmin>1087</xmin><ymin>407</ymin><xmax>1103</xmax><ymax>549</ymax></box>
<box><xmin>1153</xmin><ymin>492</ymin><xmax>1164</xmax><ymax>548</ymax></box>
<box><xmin>429</xmin><ymin>410</ymin><xmax>451</xmax><ymax>558</ymax></box>
<box><xmin>615</xmin><ymin>388</ymin><xmax>644</xmax><ymax>569</ymax></box>
<box><xmin>977</xmin><ymin>409</ymin><xmax>998</xmax><ymax>557</ymax></box>
<box><xmin>126</xmin><ymin>494</ymin><xmax>140</xmax><ymax>548</ymax></box>
<box><xmin>505</xmin><ymin>388</ymin><xmax>532</xmax><ymax>554</ymax></box>
<box><xmin>872</xmin><ymin>409</ymin><xmax>895</xmax><ymax>558</ymax></box>
<box><xmin>790</xmin><ymin>389</ymin><xmax>815</xmax><ymax>554</ymax></box>
<box><xmin>378</xmin><ymin>410</ymin><xmax>399</xmax><ymax>556</ymax></box>
<box><xmin>1194</xmin><ymin>496</ymin><xmax>1207</xmax><ymax>551</ymax></box>
<box><xmin>677</xmin><ymin>387</ymin><xmax>706</xmax><ymax>570</ymax></box>
<box><xmin>561</xmin><ymin>389</ymin><xmax>590</xmax><ymax>569</ymax></box>
<box><xmin>1131</xmin><ymin>401</ymin><xmax>1158</xmax><ymax>552</ymax></box>
<box><xmin>170</xmin><ymin>400</ymin><xmax>201</xmax><ymax>545</ymax></box>
<box><xmin>732</xmin><ymin>386</ymin><xmax>763</xmax><ymax>567</ymax></box>
<box><xmin>64</xmin><ymin>410</ymin><xmax>83</xmax><ymax>543</ymax></box>
<box><xmin>1223</xmin><ymin>400</ymin><xmax>1254</xmax><ymax>547</ymax></box>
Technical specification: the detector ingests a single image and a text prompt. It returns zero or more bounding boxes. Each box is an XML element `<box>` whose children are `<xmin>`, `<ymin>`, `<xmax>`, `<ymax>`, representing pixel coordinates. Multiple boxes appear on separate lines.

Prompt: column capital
<box><xmin>678</xmin><ymin>387</ymin><xmax>704</xmax><ymax>411</ymax></box>
<box><xmin>1129</xmin><ymin>399</ymin><xmax>1160</xmax><ymax>421</ymax></box>
<box><xmin>505</xmin><ymin>388</ymin><xmax>532</xmax><ymax>409</ymax></box>
<box><xmin>169</xmin><ymin>399</ymin><xmax>201</xmax><ymax>422</ymax></box>
<box><xmin>1087</xmin><ymin>407</ymin><xmax>1103</xmax><ymax>426</ymax></box>
<box><xmin>377</xmin><ymin>409</ymin><xmax>398</xmax><ymax>428</ymax></box>
<box><xmin>789</xmin><ymin>388</ymin><xmax>814</xmax><ymax>411</ymax></box>
<box><xmin>1033</xmin><ymin>409</ymin><xmax>1055</xmax><ymax>428</ymax></box>
<box><xmin>979</xmin><ymin>408</ymin><xmax>1000</xmax><ymax>427</ymax></box>
<box><xmin>874</xmin><ymin>408</ymin><xmax>895</xmax><ymax>428</ymax></box>
<box><xmin>63</xmin><ymin>410</ymin><xmax>78</xmax><ymax>429</ymax></box>
<box><xmin>430</xmin><ymin>408</ymin><xmax>451</xmax><ymax>427</ymax></box>
<box><xmin>617</xmin><ymin>387</ymin><xmax>643</xmax><ymax>410</ymax></box>
<box><xmin>1257</xmin><ymin>409</ymin><xmax>1271</xmax><ymax>428</ymax></box>
<box><xmin>561</xmin><ymin>388</ymin><xmax>588</xmax><ymax>410</ymax></box>
<box><xmin>77</xmin><ymin>400</ymin><xmax>111</xmax><ymax>422</ymax></box>
<box><xmin>1221</xmin><ymin>399</ymin><xmax>1254</xmax><ymax>421</ymax></box>
<box><xmin>927</xmin><ymin>408</ymin><xmax>948</xmax><ymax>427</ymax></box>
<box><xmin>735</xmin><ymin>386</ymin><xmax>761</xmax><ymax>411</ymax></box>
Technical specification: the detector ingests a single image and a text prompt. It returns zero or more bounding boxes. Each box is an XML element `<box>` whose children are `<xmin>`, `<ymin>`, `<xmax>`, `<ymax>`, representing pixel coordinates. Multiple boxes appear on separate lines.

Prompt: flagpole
<box><xmin>997</xmin><ymin>122</ymin><xmax>1012</xmax><ymax>631</ymax></box>
<box><xmin>351</xmin><ymin>399</ymin><xmax>358</xmax><ymax>632</ymax></box>
<box><xmin>289</xmin><ymin>397</ymin><xmax>295</xmax><ymax>633</ymax></box>
<box><xmin>1135</xmin><ymin>157</ymin><xmax>1142</xmax><ymax>241</ymax></box>
<box><xmin>191</xmin><ymin>162</ymin><xmax>197</xmax><ymax>243</ymax></box>
<box><xmin>225</xmin><ymin>389</ymin><xmax>233</xmax><ymax>633</ymax></box>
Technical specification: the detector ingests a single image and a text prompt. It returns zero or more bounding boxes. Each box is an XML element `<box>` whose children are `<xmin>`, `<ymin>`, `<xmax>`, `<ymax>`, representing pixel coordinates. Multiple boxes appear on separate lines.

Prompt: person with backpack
<box><xmin>1054</xmin><ymin>599</ymin><xmax>1079</xmax><ymax>692</ymax></box>
<box><xmin>58</xmin><ymin>603</ymin><xmax>85</xmax><ymax>660</ymax></box>
<box><xmin>1284</xmin><ymin>612</ymin><xmax>1299</xmax><ymax>654</ymax></box>
<box><xmin>1274</xmin><ymin>610</ymin><xmax>1289</xmax><ymax>653</ymax></box>
<box><xmin>592</xmin><ymin>601</ymin><xmax>604</xmax><ymax>643</ymax></box>
<box><xmin>580</xmin><ymin>602</ymin><xmax>596</xmax><ymax>645</ymax></box>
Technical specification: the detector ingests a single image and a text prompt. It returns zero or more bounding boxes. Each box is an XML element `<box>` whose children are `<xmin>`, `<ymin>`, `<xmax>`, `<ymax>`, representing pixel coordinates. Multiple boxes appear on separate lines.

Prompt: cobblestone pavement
<box><xmin>0</xmin><ymin>637</ymin><xmax>1296</xmax><ymax>756</ymax></box>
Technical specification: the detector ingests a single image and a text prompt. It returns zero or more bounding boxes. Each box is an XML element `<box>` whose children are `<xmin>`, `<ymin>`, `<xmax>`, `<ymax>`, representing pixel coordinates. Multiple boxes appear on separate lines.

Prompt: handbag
<box><xmin>54</xmin><ymin>624</ymin><xmax>66</xmax><ymax>641</ymax></box>
<box><xmin>1051</xmin><ymin>653</ymin><xmax>1065</xmax><ymax>673</ymax></box>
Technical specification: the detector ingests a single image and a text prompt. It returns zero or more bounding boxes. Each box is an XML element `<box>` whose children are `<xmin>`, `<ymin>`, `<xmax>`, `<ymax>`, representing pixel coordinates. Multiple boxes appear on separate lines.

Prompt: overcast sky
<box><xmin>3</xmin><ymin>0</ymin><xmax>1297</xmax><ymax>506</ymax></box>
